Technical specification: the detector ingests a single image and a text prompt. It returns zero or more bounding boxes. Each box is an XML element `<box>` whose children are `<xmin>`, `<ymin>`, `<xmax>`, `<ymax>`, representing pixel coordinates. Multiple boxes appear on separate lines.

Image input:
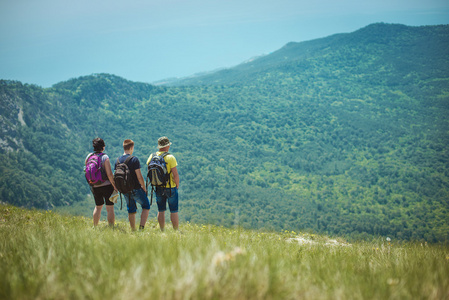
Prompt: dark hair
<box><xmin>92</xmin><ymin>138</ymin><xmax>105</xmax><ymax>153</ymax></box>
<box><xmin>123</xmin><ymin>139</ymin><xmax>134</xmax><ymax>151</ymax></box>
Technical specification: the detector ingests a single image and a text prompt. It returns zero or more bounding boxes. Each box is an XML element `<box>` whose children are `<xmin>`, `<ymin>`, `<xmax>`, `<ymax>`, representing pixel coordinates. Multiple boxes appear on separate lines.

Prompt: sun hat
<box><xmin>158</xmin><ymin>136</ymin><xmax>172</xmax><ymax>149</ymax></box>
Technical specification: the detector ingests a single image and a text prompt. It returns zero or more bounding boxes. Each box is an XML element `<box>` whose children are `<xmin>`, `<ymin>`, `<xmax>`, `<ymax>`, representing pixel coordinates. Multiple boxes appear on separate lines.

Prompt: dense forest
<box><xmin>1</xmin><ymin>23</ymin><xmax>448</xmax><ymax>242</ymax></box>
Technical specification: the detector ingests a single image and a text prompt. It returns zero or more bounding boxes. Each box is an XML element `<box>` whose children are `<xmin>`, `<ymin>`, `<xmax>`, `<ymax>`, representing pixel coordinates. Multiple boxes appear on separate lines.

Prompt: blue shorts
<box><xmin>155</xmin><ymin>187</ymin><xmax>178</xmax><ymax>213</ymax></box>
<box><xmin>124</xmin><ymin>188</ymin><xmax>151</xmax><ymax>214</ymax></box>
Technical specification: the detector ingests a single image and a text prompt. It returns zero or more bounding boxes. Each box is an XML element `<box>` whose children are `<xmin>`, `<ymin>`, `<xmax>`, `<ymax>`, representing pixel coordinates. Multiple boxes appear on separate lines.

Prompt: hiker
<box><xmin>115</xmin><ymin>139</ymin><xmax>150</xmax><ymax>231</ymax></box>
<box><xmin>146</xmin><ymin>136</ymin><xmax>180</xmax><ymax>231</ymax></box>
<box><xmin>85</xmin><ymin>138</ymin><xmax>117</xmax><ymax>227</ymax></box>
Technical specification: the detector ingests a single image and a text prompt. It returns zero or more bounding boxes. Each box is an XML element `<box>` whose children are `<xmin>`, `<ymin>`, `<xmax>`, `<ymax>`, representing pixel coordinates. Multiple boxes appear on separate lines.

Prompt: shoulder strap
<box><xmin>116</xmin><ymin>155</ymin><xmax>133</xmax><ymax>166</ymax></box>
<box><xmin>86</xmin><ymin>153</ymin><xmax>94</xmax><ymax>165</ymax></box>
<box><xmin>152</xmin><ymin>152</ymin><xmax>170</xmax><ymax>159</ymax></box>
<box><xmin>149</xmin><ymin>153</ymin><xmax>157</xmax><ymax>162</ymax></box>
<box><xmin>124</xmin><ymin>155</ymin><xmax>133</xmax><ymax>165</ymax></box>
<box><xmin>162</xmin><ymin>152</ymin><xmax>172</xmax><ymax>177</ymax></box>
<box><xmin>97</xmin><ymin>153</ymin><xmax>105</xmax><ymax>166</ymax></box>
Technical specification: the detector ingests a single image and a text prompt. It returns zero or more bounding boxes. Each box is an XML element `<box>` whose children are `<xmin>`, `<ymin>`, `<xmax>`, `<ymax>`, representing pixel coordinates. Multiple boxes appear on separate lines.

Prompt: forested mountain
<box><xmin>168</xmin><ymin>23</ymin><xmax>449</xmax><ymax>86</ymax></box>
<box><xmin>1</xmin><ymin>23</ymin><xmax>448</xmax><ymax>242</ymax></box>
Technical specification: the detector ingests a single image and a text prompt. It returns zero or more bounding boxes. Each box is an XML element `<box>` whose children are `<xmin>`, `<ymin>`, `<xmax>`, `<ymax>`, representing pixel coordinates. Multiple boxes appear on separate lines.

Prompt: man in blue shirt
<box><xmin>115</xmin><ymin>139</ymin><xmax>150</xmax><ymax>231</ymax></box>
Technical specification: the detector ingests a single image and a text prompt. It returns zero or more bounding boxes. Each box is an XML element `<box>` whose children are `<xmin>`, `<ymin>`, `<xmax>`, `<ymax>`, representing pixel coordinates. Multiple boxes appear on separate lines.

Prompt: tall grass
<box><xmin>1</xmin><ymin>204</ymin><xmax>448</xmax><ymax>300</ymax></box>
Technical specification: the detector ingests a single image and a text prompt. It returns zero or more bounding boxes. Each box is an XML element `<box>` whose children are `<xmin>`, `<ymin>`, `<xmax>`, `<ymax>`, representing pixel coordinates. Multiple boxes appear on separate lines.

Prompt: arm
<box><xmin>171</xmin><ymin>166</ymin><xmax>180</xmax><ymax>188</ymax></box>
<box><xmin>104</xmin><ymin>158</ymin><xmax>117</xmax><ymax>191</ymax></box>
<box><xmin>135</xmin><ymin>169</ymin><xmax>146</xmax><ymax>193</ymax></box>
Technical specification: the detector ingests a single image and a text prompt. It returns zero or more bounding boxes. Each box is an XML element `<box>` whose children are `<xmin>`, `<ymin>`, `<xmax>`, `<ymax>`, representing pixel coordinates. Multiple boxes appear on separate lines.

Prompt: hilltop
<box><xmin>1</xmin><ymin>23</ymin><xmax>448</xmax><ymax>242</ymax></box>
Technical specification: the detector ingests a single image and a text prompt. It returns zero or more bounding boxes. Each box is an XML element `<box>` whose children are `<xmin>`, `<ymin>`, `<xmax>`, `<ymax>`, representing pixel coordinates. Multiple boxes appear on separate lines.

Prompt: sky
<box><xmin>1</xmin><ymin>0</ymin><xmax>448</xmax><ymax>87</ymax></box>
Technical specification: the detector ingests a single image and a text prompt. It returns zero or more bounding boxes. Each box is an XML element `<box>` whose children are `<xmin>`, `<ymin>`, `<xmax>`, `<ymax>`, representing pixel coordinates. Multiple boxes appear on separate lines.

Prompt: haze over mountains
<box><xmin>1</xmin><ymin>23</ymin><xmax>448</xmax><ymax>241</ymax></box>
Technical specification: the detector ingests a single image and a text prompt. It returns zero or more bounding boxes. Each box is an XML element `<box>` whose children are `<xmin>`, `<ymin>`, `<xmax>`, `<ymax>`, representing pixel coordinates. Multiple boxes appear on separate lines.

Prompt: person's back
<box><xmin>146</xmin><ymin>136</ymin><xmax>180</xmax><ymax>231</ymax></box>
<box><xmin>85</xmin><ymin>138</ymin><xmax>117</xmax><ymax>227</ymax></box>
<box><xmin>115</xmin><ymin>139</ymin><xmax>151</xmax><ymax>231</ymax></box>
<box><xmin>147</xmin><ymin>151</ymin><xmax>177</xmax><ymax>189</ymax></box>
<box><xmin>115</xmin><ymin>154</ymin><xmax>140</xmax><ymax>191</ymax></box>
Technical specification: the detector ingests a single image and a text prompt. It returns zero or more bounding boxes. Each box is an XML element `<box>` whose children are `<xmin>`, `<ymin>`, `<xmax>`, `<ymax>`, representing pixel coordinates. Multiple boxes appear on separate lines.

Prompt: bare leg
<box><xmin>106</xmin><ymin>205</ymin><xmax>115</xmax><ymax>226</ymax></box>
<box><xmin>128</xmin><ymin>213</ymin><xmax>137</xmax><ymax>231</ymax></box>
<box><xmin>140</xmin><ymin>209</ymin><xmax>150</xmax><ymax>228</ymax></box>
<box><xmin>93</xmin><ymin>205</ymin><xmax>103</xmax><ymax>226</ymax></box>
<box><xmin>157</xmin><ymin>211</ymin><xmax>165</xmax><ymax>231</ymax></box>
<box><xmin>171</xmin><ymin>212</ymin><xmax>179</xmax><ymax>230</ymax></box>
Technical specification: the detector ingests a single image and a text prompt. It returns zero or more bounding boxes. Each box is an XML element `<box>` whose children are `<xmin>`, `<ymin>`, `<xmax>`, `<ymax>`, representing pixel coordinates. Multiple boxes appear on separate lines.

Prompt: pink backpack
<box><xmin>85</xmin><ymin>153</ymin><xmax>105</xmax><ymax>186</ymax></box>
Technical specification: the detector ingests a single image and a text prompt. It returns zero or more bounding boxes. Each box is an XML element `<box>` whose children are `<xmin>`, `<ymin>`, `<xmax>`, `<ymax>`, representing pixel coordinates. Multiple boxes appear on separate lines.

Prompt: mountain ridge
<box><xmin>165</xmin><ymin>22</ymin><xmax>449</xmax><ymax>86</ymax></box>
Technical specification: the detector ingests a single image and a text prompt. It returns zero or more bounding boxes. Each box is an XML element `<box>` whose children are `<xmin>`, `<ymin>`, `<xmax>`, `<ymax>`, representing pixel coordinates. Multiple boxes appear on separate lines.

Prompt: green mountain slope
<box><xmin>1</xmin><ymin>23</ymin><xmax>448</xmax><ymax>242</ymax></box>
<box><xmin>169</xmin><ymin>23</ymin><xmax>449</xmax><ymax>86</ymax></box>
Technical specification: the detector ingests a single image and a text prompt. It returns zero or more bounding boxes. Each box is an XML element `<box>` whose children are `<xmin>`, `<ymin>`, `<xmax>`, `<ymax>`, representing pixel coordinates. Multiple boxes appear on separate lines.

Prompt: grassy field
<box><xmin>1</xmin><ymin>204</ymin><xmax>448</xmax><ymax>300</ymax></box>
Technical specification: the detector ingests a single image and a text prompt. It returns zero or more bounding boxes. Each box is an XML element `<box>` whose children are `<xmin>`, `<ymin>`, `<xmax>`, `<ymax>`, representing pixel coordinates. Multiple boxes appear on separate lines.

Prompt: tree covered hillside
<box><xmin>1</xmin><ymin>23</ymin><xmax>448</xmax><ymax>242</ymax></box>
<box><xmin>169</xmin><ymin>23</ymin><xmax>449</xmax><ymax>87</ymax></box>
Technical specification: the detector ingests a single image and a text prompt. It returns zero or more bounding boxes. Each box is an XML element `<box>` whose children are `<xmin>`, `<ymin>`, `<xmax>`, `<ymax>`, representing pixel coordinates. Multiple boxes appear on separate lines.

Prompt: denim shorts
<box><xmin>155</xmin><ymin>187</ymin><xmax>178</xmax><ymax>213</ymax></box>
<box><xmin>124</xmin><ymin>188</ymin><xmax>151</xmax><ymax>214</ymax></box>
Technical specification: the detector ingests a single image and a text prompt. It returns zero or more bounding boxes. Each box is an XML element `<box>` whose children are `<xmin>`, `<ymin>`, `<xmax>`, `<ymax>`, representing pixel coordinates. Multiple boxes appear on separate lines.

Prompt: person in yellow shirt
<box><xmin>146</xmin><ymin>136</ymin><xmax>180</xmax><ymax>231</ymax></box>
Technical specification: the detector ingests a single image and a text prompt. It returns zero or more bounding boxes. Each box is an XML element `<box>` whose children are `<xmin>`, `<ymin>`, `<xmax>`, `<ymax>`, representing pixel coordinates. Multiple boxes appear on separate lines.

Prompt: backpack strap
<box><xmin>93</xmin><ymin>152</ymin><xmax>104</xmax><ymax>159</ymax></box>
<box><xmin>124</xmin><ymin>155</ymin><xmax>133</xmax><ymax>165</ymax></box>
<box><xmin>116</xmin><ymin>155</ymin><xmax>133</xmax><ymax>166</ymax></box>
<box><xmin>97</xmin><ymin>153</ymin><xmax>107</xmax><ymax>179</ymax></box>
<box><xmin>145</xmin><ymin>153</ymin><xmax>157</xmax><ymax>197</ymax></box>
<box><xmin>160</xmin><ymin>152</ymin><xmax>172</xmax><ymax>197</ymax></box>
<box><xmin>145</xmin><ymin>175</ymin><xmax>149</xmax><ymax>197</ymax></box>
<box><xmin>149</xmin><ymin>185</ymin><xmax>154</xmax><ymax>206</ymax></box>
<box><xmin>118</xmin><ymin>192</ymin><xmax>135</xmax><ymax>211</ymax></box>
<box><xmin>86</xmin><ymin>153</ymin><xmax>93</xmax><ymax>165</ymax></box>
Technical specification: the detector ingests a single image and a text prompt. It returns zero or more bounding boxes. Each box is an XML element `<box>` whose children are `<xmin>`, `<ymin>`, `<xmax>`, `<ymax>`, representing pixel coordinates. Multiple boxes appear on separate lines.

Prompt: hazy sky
<box><xmin>1</xmin><ymin>0</ymin><xmax>448</xmax><ymax>87</ymax></box>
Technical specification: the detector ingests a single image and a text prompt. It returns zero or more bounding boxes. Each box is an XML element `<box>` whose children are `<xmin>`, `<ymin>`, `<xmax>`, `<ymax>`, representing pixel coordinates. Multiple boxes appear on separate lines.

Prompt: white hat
<box><xmin>157</xmin><ymin>136</ymin><xmax>172</xmax><ymax>149</ymax></box>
